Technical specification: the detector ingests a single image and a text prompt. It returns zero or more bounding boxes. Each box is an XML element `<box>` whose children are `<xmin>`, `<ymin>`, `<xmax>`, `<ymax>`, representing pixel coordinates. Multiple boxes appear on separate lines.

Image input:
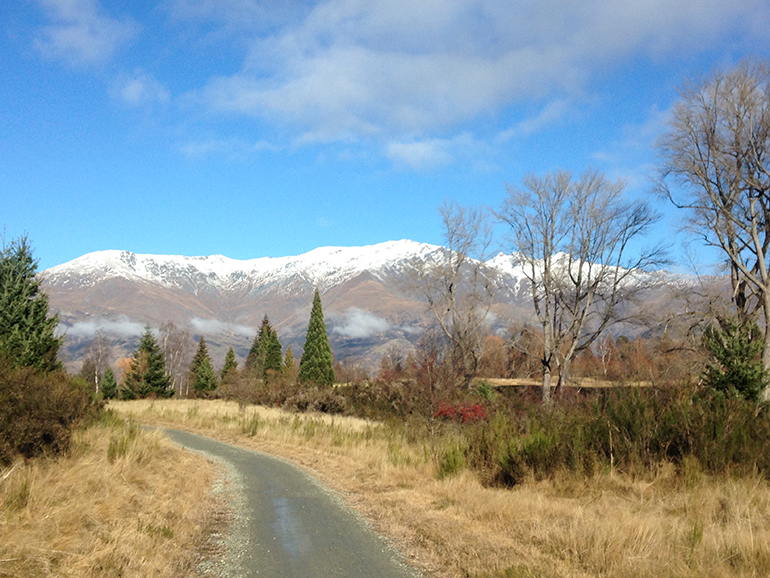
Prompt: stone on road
<box><xmin>163</xmin><ymin>428</ymin><xmax>421</xmax><ymax>578</ymax></box>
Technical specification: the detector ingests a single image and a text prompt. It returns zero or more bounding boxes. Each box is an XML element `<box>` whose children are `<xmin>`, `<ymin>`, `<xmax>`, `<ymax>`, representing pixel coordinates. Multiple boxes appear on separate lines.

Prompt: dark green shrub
<box><xmin>457</xmin><ymin>384</ymin><xmax>770</xmax><ymax>486</ymax></box>
<box><xmin>702</xmin><ymin>318</ymin><xmax>768</xmax><ymax>401</ymax></box>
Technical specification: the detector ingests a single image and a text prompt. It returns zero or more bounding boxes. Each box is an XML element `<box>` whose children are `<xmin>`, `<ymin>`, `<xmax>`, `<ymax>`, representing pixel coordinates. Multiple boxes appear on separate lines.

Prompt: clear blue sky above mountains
<box><xmin>2</xmin><ymin>0</ymin><xmax>769</xmax><ymax>271</ymax></box>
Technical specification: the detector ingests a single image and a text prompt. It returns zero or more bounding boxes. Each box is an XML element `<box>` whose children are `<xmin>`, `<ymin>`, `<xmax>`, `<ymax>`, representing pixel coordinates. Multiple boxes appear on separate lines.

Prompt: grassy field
<box><xmin>0</xmin><ymin>413</ymin><xmax>220</xmax><ymax>578</ymax></box>
<box><xmin>111</xmin><ymin>398</ymin><xmax>770</xmax><ymax>578</ymax></box>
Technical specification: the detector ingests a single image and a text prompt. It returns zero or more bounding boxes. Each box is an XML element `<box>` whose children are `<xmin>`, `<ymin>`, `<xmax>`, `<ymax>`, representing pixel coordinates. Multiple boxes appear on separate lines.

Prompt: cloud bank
<box><xmin>332</xmin><ymin>308</ymin><xmax>390</xmax><ymax>339</ymax></box>
<box><xmin>61</xmin><ymin>315</ymin><xmax>146</xmax><ymax>339</ymax></box>
<box><xmin>193</xmin><ymin>0</ymin><xmax>770</xmax><ymax>142</ymax></box>
<box><xmin>190</xmin><ymin>317</ymin><xmax>256</xmax><ymax>338</ymax></box>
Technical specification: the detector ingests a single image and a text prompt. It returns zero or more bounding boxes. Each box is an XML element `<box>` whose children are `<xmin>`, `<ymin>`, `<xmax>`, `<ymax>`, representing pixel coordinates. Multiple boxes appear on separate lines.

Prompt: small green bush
<box><xmin>702</xmin><ymin>318</ymin><xmax>768</xmax><ymax>402</ymax></box>
<box><xmin>438</xmin><ymin>441</ymin><xmax>467</xmax><ymax>478</ymax></box>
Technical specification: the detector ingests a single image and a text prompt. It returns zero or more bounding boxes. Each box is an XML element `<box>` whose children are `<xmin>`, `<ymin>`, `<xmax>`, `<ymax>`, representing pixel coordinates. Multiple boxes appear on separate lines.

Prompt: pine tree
<box><xmin>190</xmin><ymin>335</ymin><xmax>217</xmax><ymax>396</ymax></box>
<box><xmin>194</xmin><ymin>356</ymin><xmax>217</xmax><ymax>396</ymax></box>
<box><xmin>220</xmin><ymin>346</ymin><xmax>238</xmax><ymax>381</ymax></box>
<box><xmin>245</xmin><ymin>333</ymin><xmax>260</xmax><ymax>369</ymax></box>
<box><xmin>299</xmin><ymin>289</ymin><xmax>335</xmax><ymax>386</ymax></box>
<box><xmin>101</xmin><ymin>367</ymin><xmax>118</xmax><ymax>399</ymax></box>
<box><xmin>245</xmin><ymin>316</ymin><xmax>272</xmax><ymax>373</ymax></box>
<box><xmin>0</xmin><ymin>236</ymin><xmax>63</xmax><ymax>372</ymax></box>
<box><xmin>190</xmin><ymin>335</ymin><xmax>210</xmax><ymax>376</ymax></box>
<box><xmin>264</xmin><ymin>328</ymin><xmax>283</xmax><ymax>376</ymax></box>
<box><xmin>283</xmin><ymin>346</ymin><xmax>295</xmax><ymax>371</ymax></box>
<box><xmin>122</xmin><ymin>327</ymin><xmax>173</xmax><ymax>398</ymax></box>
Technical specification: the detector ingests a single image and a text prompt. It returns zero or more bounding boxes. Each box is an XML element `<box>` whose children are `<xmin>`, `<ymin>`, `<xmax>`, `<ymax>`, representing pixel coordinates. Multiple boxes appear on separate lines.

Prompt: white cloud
<box><xmin>34</xmin><ymin>0</ymin><xmax>138</xmax><ymax>67</ymax></box>
<box><xmin>332</xmin><ymin>308</ymin><xmax>390</xmax><ymax>338</ymax></box>
<box><xmin>62</xmin><ymin>315</ymin><xmax>145</xmax><ymax>339</ymax></box>
<box><xmin>190</xmin><ymin>317</ymin><xmax>256</xmax><ymax>337</ymax></box>
<box><xmin>386</xmin><ymin>139</ymin><xmax>454</xmax><ymax>170</ymax></box>
<box><xmin>499</xmin><ymin>100</ymin><xmax>573</xmax><ymax>141</ymax></box>
<box><xmin>386</xmin><ymin>133</ymin><xmax>487</xmax><ymax>170</ymax></box>
<box><xmin>111</xmin><ymin>70</ymin><xmax>170</xmax><ymax>106</ymax></box>
<box><xmin>179</xmin><ymin>138</ymin><xmax>280</xmax><ymax>159</ymax></box>
<box><xmin>191</xmin><ymin>0</ymin><xmax>770</xmax><ymax>143</ymax></box>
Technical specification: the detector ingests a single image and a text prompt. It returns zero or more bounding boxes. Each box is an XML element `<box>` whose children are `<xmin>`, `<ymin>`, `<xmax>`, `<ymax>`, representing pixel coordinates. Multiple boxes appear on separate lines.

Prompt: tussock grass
<box><xmin>112</xmin><ymin>399</ymin><xmax>770</xmax><ymax>578</ymax></box>
<box><xmin>0</xmin><ymin>413</ymin><xmax>217</xmax><ymax>577</ymax></box>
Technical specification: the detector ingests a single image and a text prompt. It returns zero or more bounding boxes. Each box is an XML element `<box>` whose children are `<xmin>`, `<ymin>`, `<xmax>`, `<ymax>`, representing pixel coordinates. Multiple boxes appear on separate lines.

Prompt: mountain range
<box><xmin>42</xmin><ymin>240</ymin><xmax>534</xmax><ymax>373</ymax></box>
<box><xmin>42</xmin><ymin>239</ymin><xmax>680</xmax><ymax>374</ymax></box>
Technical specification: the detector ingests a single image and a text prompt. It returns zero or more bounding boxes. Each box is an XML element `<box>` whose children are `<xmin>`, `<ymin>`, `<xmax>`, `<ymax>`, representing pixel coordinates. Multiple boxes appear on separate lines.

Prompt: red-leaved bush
<box><xmin>434</xmin><ymin>402</ymin><xmax>487</xmax><ymax>423</ymax></box>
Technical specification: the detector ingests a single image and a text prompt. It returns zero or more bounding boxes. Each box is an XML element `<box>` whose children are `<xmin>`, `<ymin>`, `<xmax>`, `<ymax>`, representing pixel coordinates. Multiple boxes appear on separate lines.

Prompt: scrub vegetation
<box><xmin>112</xmin><ymin>397</ymin><xmax>770</xmax><ymax>578</ymax></box>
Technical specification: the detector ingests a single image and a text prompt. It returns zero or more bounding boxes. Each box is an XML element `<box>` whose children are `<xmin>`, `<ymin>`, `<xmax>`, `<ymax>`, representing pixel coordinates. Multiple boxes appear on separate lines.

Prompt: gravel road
<box><xmin>162</xmin><ymin>428</ymin><xmax>422</xmax><ymax>578</ymax></box>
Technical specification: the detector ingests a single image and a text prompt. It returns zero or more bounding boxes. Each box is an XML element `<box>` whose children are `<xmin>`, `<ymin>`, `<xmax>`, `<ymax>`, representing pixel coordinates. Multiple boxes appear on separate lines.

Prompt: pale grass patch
<box><xmin>111</xmin><ymin>399</ymin><xmax>770</xmax><ymax>578</ymax></box>
<box><xmin>0</xmin><ymin>416</ymin><xmax>217</xmax><ymax>578</ymax></box>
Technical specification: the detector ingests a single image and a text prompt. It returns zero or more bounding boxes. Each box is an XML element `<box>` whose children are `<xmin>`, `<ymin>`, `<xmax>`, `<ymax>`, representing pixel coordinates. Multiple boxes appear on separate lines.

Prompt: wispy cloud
<box><xmin>180</xmin><ymin>138</ymin><xmax>281</xmax><ymax>159</ymax></box>
<box><xmin>34</xmin><ymin>0</ymin><xmax>138</xmax><ymax>67</ymax></box>
<box><xmin>190</xmin><ymin>317</ymin><xmax>256</xmax><ymax>337</ymax></box>
<box><xmin>386</xmin><ymin>139</ymin><xmax>454</xmax><ymax>170</ymax></box>
<box><xmin>499</xmin><ymin>100</ymin><xmax>573</xmax><ymax>141</ymax></box>
<box><xmin>110</xmin><ymin>69</ymin><xmax>170</xmax><ymax>106</ymax></box>
<box><xmin>331</xmin><ymin>307</ymin><xmax>390</xmax><ymax>338</ymax></box>
<box><xmin>61</xmin><ymin>315</ymin><xmax>145</xmax><ymax>339</ymax></box>
<box><xmin>386</xmin><ymin>133</ymin><xmax>487</xmax><ymax>170</ymax></box>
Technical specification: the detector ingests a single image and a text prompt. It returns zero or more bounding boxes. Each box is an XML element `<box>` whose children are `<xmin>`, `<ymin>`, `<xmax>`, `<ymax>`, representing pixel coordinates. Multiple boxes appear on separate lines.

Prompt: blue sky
<box><xmin>2</xmin><ymin>0</ymin><xmax>769</xmax><ymax>271</ymax></box>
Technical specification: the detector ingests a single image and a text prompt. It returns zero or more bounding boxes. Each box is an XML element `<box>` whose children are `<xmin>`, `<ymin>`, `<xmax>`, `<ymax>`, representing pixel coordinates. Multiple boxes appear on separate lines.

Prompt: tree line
<box><xmin>82</xmin><ymin>288</ymin><xmax>336</xmax><ymax>401</ymax></box>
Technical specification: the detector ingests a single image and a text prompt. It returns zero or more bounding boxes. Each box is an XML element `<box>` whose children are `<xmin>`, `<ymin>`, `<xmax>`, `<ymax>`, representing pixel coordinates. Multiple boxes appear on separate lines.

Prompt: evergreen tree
<box><xmin>283</xmin><ymin>345</ymin><xmax>298</xmax><ymax>382</ymax></box>
<box><xmin>122</xmin><ymin>327</ymin><xmax>173</xmax><ymax>398</ymax></box>
<box><xmin>264</xmin><ymin>328</ymin><xmax>283</xmax><ymax>376</ymax></box>
<box><xmin>703</xmin><ymin>318</ymin><xmax>768</xmax><ymax>402</ymax></box>
<box><xmin>101</xmin><ymin>367</ymin><xmax>118</xmax><ymax>399</ymax></box>
<box><xmin>194</xmin><ymin>356</ymin><xmax>217</xmax><ymax>396</ymax></box>
<box><xmin>299</xmin><ymin>289</ymin><xmax>335</xmax><ymax>386</ymax></box>
<box><xmin>190</xmin><ymin>336</ymin><xmax>217</xmax><ymax>396</ymax></box>
<box><xmin>0</xmin><ymin>236</ymin><xmax>63</xmax><ymax>371</ymax></box>
<box><xmin>283</xmin><ymin>346</ymin><xmax>295</xmax><ymax>371</ymax></box>
<box><xmin>220</xmin><ymin>346</ymin><xmax>238</xmax><ymax>381</ymax></box>
<box><xmin>246</xmin><ymin>317</ymin><xmax>272</xmax><ymax>373</ymax></box>
<box><xmin>190</xmin><ymin>335</ymin><xmax>210</xmax><ymax>376</ymax></box>
<box><xmin>245</xmin><ymin>333</ymin><xmax>261</xmax><ymax>369</ymax></box>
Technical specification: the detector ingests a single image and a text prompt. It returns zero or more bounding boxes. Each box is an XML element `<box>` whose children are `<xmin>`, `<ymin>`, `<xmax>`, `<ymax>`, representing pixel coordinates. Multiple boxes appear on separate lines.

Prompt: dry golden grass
<box><xmin>112</xmin><ymin>399</ymin><xmax>770</xmax><ymax>578</ymax></box>
<box><xmin>0</xmin><ymin>414</ymin><xmax>218</xmax><ymax>578</ymax></box>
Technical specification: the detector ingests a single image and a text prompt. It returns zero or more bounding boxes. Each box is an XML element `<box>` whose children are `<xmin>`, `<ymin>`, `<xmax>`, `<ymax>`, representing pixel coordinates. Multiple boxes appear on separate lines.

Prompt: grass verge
<box><xmin>0</xmin><ymin>412</ymin><xmax>219</xmax><ymax>578</ymax></box>
<box><xmin>111</xmin><ymin>398</ymin><xmax>770</xmax><ymax>578</ymax></box>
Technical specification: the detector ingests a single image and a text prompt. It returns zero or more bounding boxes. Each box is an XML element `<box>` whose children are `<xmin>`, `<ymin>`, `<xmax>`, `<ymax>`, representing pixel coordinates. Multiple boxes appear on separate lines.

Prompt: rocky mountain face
<box><xmin>42</xmin><ymin>240</ymin><xmax>532</xmax><ymax>374</ymax></box>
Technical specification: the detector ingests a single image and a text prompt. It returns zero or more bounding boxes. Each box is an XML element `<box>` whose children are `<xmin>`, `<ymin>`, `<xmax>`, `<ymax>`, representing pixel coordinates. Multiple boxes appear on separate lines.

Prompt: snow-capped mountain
<box><xmin>42</xmin><ymin>239</ymin><xmax>686</xmax><ymax>373</ymax></box>
<box><xmin>43</xmin><ymin>240</ymin><xmax>529</xmax><ymax>371</ymax></box>
<box><xmin>44</xmin><ymin>240</ymin><xmax>445</xmax><ymax>293</ymax></box>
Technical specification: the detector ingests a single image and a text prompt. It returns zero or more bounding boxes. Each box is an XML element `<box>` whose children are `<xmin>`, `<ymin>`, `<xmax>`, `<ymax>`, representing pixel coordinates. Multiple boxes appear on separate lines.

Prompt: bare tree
<box><xmin>80</xmin><ymin>330</ymin><xmax>111</xmax><ymax>394</ymax></box>
<box><xmin>159</xmin><ymin>320</ymin><xmax>193</xmax><ymax>397</ymax></box>
<box><xmin>658</xmin><ymin>58</ymin><xmax>770</xmax><ymax>385</ymax></box>
<box><xmin>416</xmin><ymin>201</ymin><xmax>496</xmax><ymax>388</ymax></box>
<box><xmin>499</xmin><ymin>169</ymin><xmax>665</xmax><ymax>402</ymax></box>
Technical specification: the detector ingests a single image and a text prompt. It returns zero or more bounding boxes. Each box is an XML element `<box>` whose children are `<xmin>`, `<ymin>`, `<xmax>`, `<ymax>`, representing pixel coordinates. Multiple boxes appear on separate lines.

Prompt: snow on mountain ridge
<box><xmin>44</xmin><ymin>239</ymin><xmax>445</xmax><ymax>290</ymax></box>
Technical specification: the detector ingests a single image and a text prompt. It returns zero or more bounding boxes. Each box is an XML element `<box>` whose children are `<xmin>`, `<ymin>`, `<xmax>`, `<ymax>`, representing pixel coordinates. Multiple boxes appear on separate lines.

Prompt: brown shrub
<box><xmin>0</xmin><ymin>357</ymin><xmax>100</xmax><ymax>465</ymax></box>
